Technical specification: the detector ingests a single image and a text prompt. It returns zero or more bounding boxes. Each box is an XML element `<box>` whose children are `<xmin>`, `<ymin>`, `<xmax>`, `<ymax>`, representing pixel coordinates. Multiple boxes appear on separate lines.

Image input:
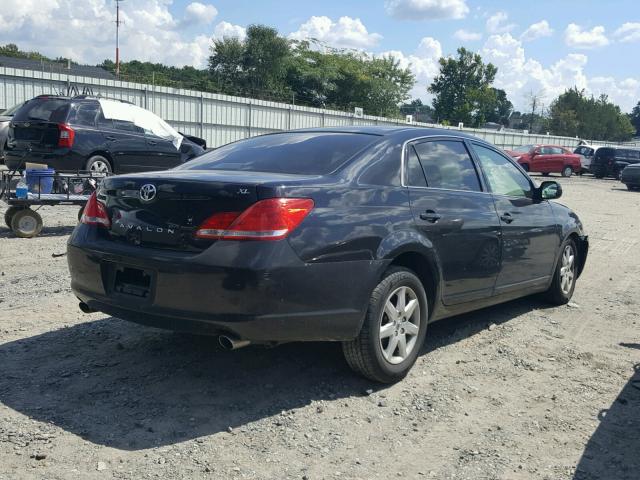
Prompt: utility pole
<box><xmin>115</xmin><ymin>0</ymin><xmax>125</xmax><ymax>77</ymax></box>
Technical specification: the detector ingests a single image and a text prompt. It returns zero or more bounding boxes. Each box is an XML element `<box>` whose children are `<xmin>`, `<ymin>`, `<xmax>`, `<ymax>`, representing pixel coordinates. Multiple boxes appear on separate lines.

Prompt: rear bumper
<box><xmin>621</xmin><ymin>170</ymin><xmax>640</xmax><ymax>186</ymax></box>
<box><xmin>5</xmin><ymin>148</ymin><xmax>81</xmax><ymax>171</ymax></box>
<box><xmin>67</xmin><ymin>226</ymin><xmax>383</xmax><ymax>342</ymax></box>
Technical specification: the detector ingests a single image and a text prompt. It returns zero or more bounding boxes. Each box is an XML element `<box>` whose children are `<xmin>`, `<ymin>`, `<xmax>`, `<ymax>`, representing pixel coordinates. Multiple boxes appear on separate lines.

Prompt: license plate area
<box><xmin>113</xmin><ymin>266</ymin><xmax>152</xmax><ymax>299</ymax></box>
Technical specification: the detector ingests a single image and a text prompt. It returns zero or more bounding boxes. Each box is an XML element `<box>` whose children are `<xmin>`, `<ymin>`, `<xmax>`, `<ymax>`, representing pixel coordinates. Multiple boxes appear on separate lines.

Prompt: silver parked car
<box><xmin>0</xmin><ymin>102</ymin><xmax>26</xmax><ymax>163</ymax></box>
<box><xmin>573</xmin><ymin>144</ymin><xmax>601</xmax><ymax>174</ymax></box>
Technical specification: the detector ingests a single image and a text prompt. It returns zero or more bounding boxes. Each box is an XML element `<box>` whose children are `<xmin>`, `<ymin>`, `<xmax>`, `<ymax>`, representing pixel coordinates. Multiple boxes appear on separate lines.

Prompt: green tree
<box><xmin>630</xmin><ymin>101</ymin><xmax>640</xmax><ymax>136</ymax></box>
<box><xmin>428</xmin><ymin>47</ymin><xmax>499</xmax><ymax>127</ymax></box>
<box><xmin>549</xmin><ymin>88</ymin><xmax>635</xmax><ymax>141</ymax></box>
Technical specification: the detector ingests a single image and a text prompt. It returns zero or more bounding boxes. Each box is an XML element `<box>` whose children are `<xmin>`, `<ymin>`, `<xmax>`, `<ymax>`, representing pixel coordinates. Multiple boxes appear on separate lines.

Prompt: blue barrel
<box><xmin>25</xmin><ymin>168</ymin><xmax>55</xmax><ymax>194</ymax></box>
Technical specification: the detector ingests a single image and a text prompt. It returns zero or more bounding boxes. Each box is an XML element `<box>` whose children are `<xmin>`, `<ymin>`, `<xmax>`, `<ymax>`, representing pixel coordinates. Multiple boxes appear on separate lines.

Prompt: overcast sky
<box><xmin>1</xmin><ymin>0</ymin><xmax>638</xmax><ymax>112</ymax></box>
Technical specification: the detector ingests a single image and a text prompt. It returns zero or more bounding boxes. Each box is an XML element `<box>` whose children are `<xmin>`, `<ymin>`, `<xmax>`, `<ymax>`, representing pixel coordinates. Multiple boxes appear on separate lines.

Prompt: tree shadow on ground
<box><xmin>573</xmin><ymin>363</ymin><xmax>640</xmax><ymax>480</ymax></box>
<box><xmin>0</xmin><ymin>296</ymin><xmax>550</xmax><ymax>451</ymax></box>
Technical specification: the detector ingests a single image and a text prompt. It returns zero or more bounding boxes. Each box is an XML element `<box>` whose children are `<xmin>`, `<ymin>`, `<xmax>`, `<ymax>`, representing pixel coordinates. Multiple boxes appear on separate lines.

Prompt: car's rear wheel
<box><xmin>10</xmin><ymin>208</ymin><xmax>43</xmax><ymax>238</ymax></box>
<box><xmin>342</xmin><ymin>267</ymin><xmax>428</xmax><ymax>383</ymax></box>
<box><xmin>521</xmin><ymin>164</ymin><xmax>529</xmax><ymax>172</ymax></box>
<box><xmin>561</xmin><ymin>166</ymin><xmax>573</xmax><ymax>177</ymax></box>
<box><xmin>85</xmin><ymin>155</ymin><xmax>112</xmax><ymax>174</ymax></box>
<box><xmin>542</xmin><ymin>172</ymin><xmax>550</xmax><ymax>176</ymax></box>
<box><xmin>545</xmin><ymin>238</ymin><xmax>578</xmax><ymax>305</ymax></box>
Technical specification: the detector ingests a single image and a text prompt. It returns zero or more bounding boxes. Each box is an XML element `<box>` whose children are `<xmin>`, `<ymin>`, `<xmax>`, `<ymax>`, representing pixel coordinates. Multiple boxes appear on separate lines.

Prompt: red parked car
<box><xmin>506</xmin><ymin>144</ymin><xmax>582</xmax><ymax>177</ymax></box>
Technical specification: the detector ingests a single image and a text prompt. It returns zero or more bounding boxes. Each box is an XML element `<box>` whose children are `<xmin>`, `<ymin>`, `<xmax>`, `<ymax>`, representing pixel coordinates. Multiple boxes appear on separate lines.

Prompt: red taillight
<box><xmin>195</xmin><ymin>198</ymin><xmax>314</xmax><ymax>241</ymax></box>
<box><xmin>81</xmin><ymin>192</ymin><xmax>110</xmax><ymax>228</ymax></box>
<box><xmin>58</xmin><ymin>123</ymin><xmax>75</xmax><ymax>148</ymax></box>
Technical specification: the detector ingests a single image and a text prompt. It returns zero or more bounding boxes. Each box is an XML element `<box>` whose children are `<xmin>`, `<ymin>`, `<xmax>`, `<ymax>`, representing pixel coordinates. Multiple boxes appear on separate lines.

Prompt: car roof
<box><xmin>291</xmin><ymin>126</ymin><xmax>488</xmax><ymax>143</ymax></box>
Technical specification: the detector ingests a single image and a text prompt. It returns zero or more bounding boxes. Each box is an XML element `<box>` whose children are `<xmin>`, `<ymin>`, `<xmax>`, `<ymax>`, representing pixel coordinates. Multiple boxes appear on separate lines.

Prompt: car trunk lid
<box><xmin>98</xmin><ymin>170</ymin><xmax>313</xmax><ymax>251</ymax></box>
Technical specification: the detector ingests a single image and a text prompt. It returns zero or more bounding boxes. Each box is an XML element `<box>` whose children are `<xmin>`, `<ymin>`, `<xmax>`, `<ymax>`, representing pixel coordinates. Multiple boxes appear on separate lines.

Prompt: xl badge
<box><xmin>139</xmin><ymin>184</ymin><xmax>157</xmax><ymax>202</ymax></box>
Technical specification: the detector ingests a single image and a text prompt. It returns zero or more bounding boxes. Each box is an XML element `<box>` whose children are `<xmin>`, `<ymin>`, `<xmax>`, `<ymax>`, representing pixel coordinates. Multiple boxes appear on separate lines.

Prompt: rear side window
<box><xmin>180</xmin><ymin>132</ymin><xmax>378</xmax><ymax>175</ymax></box>
<box><xmin>68</xmin><ymin>102</ymin><xmax>101</xmax><ymax>127</ymax></box>
<box><xmin>597</xmin><ymin>148</ymin><xmax>615</xmax><ymax>158</ymax></box>
<box><xmin>405</xmin><ymin>145</ymin><xmax>427</xmax><ymax>187</ymax></box>
<box><xmin>413</xmin><ymin>140</ymin><xmax>481</xmax><ymax>192</ymax></box>
<box><xmin>13</xmin><ymin>98</ymin><xmax>69</xmax><ymax>122</ymax></box>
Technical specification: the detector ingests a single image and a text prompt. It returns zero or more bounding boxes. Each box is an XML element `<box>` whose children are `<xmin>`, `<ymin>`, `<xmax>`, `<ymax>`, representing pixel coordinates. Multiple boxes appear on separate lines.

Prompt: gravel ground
<box><xmin>0</xmin><ymin>175</ymin><xmax>639</xmax><ymax>480</ymax></box>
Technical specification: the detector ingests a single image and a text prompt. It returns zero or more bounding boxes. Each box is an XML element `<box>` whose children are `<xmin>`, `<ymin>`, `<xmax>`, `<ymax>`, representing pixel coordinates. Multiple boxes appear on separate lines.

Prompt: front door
<box><xmin>470</xmin><ymin>143</ymin><xmax>560</xmax><ymax>293</ymax></box>
<box><xmin>407</xmin><ymin>139</ymin><xmax>502</xmax><ymax>305</ymax></box>
<box><xmin>102</xmin><ymin>119</ymin><xmax>149</xmax><ymax>174</ymax></box>
<box><xmin>144</xmin><ymin>133</ymin><xmax>181</xmax><ymax>171</ymax></box>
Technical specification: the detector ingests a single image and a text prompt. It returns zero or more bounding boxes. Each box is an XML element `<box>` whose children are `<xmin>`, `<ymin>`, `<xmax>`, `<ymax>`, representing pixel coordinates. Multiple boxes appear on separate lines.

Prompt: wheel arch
<box><xmin>376</xmin><ymin>232</ymin><xmax>442</xmax><ymax>320</ymax></box>
<box><xmin>567</xmin><ymin>232</ymin><xmax>588</xmax><ymax>278</ymax></box>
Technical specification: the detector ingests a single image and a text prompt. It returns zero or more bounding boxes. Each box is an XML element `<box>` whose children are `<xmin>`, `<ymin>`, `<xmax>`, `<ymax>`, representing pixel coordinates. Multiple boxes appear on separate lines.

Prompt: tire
<box><xmin>542</xmin><ymin>172</ymin><xmax>550</xmax><ymax>177</ymax></box>
<box><xmin>78</xmin><ymin>205</ymin><xmax>85</xmax><ymax>222</ymax></box>
<box><xmin>10</xmin><ymin>208</ymin><xmax>43</xmax><ymax>238</ymax></box>
<box><xmin>544</xmin><ymin>238</ymin><xmax>578</xmax><ymax>305</ymax></box>
<box><xmin>4</xmin><ymin>206</ymin><xmax>24</xmax><ymax>228</ymax></box>
<box><xmin>561</xmin><ymin>166</ymin><xmax>573</xmax><ymax>177</ymax></box>
<box><xmin>342</xmin><ymin>267</ymin><xmax>429</xmax><ymax>383</ymax></box>
<box><xmin>521</xmin><ymin>164</ymin><xmax>529</xmax><ymax>172</ymax></box>
<box><xmin>85</xmin><ymin>155</ymin><xmax>112</xmax><ymax>174</ymax></box>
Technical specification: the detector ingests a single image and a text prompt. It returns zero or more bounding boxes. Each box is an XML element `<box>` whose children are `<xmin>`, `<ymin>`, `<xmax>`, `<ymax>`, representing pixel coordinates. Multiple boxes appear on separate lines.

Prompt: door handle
<box><xmin>147</xmin><ymin>140</ymin><xmax>157</xmax><ymax>146</ymax></box>
<box><xmin>420</xmin><ymin>210</ymin><xmax>441</xmax><ymax>223</ymax></box>
<box><xmin>500</xmin><ymin>212</ymin><xmax>514</xmax><ymax>224</ymax></box>
<box><xmin>105</xmin><ymin>136</ymin><xmax>117</xmax><ymax>141</ymax></box>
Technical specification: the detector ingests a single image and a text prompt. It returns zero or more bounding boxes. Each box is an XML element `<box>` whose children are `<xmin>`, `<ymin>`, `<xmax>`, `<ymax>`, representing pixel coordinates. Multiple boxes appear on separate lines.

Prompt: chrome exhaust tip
<box><xmin>78</xmin><ymin>302</ymin><xmax>96</xmax><ymax>314</ymax></box>
<box><xmin>218</xmin><ymin>335</ymin><xmax>250</xmax><ymax>350</ymax></box>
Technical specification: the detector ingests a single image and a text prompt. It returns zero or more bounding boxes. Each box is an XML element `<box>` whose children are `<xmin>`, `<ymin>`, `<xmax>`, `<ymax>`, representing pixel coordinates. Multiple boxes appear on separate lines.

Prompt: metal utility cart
<box><xmin>0</xmin><ymin>170</ymin><xmax>110</xmax><ymax>238</ymax></box>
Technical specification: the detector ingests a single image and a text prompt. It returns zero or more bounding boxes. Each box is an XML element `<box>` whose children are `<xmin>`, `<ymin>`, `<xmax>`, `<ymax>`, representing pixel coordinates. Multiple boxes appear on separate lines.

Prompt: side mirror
<box><xmin>537</xmin><ymin>181</ymin><xmax>562</xmax><ymax>201</ymax></box>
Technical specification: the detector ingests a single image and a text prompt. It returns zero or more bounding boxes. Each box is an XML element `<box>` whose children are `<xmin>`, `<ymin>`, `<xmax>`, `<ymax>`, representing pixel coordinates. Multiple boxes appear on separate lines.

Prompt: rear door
<box><xmin>102</xmin><ymin>119</ymin><xmax>149</xmax><ymax>174</ymax></box>
<box><xmin>470</xmin><ymin>143</ymin><xmax>559</xmax><ymax>292</ymax></box>
<box><xmin>533</xmin><ymin>146</ymin><xmax>553</xmax><ymax>172</ymax></box>
<box><xmin>407</xmin><ymin>138</ymin><xmax>502</xmax><ymax>305</ymax></box>
<box><xmin>550</xmin><ymin>147</ymin><xmax>567</xmax><ymax>171</ymax></box>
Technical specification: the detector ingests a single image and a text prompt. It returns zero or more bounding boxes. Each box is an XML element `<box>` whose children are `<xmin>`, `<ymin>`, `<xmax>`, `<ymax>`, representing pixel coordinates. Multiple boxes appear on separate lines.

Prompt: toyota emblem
<box><xmin>139</xmin><ymin>184</ymin><xmax>157</xmax><ymax>202</ymax></box>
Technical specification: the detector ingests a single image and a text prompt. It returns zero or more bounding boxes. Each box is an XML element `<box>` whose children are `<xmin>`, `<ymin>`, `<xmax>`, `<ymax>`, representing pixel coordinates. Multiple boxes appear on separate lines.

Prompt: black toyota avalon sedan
<box><xmin>68</xmin><ymin>127</ymin><xmax>588</xmax><ymax>383</ymax></box>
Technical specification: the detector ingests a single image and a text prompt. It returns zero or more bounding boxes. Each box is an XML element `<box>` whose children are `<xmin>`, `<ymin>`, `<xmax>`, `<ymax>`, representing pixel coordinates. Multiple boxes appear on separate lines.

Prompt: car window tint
<box><xmin>472</xmin><ymin>144</ymin><xmax>532</xmax><ymax>198</ymax></box>
<box><xmin>553</xmin><ymin>147</ymin><xmax>564</xmax><ymax>154</ymax></box>
<box><xmin>180</xmin><ymin>132</ymin><xmax>378</xmax><ymax>175</ymax></box>
<box><xmin>69</xmin><ymin>103</ymin><xmax>100</xmax><ymax>127</ymax></box>
<box><xmin>405</xmin><ymin>145</ymin><xmax>427</xmax><ymax>187</ymax></box>
<box><xmin>113</xmin><ymin>119</ymin><xmax>144</xmax><ymax>134</ymax></box>
<box><xmin>413</xmin><ymin>140</ymin><xmax>481</xmax><ymax>192</ymax></box>
<box><xmin>13</xmin><ymin>98</ymin><xmax>69</xmax><ymax>122</ymax></box>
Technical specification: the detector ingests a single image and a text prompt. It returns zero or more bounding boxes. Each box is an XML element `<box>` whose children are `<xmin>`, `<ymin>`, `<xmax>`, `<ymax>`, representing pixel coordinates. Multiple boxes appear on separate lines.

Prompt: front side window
<box><xmin>472</xmin><ymin>144</ymin><xmax>533</xmax><ymax>198</ymax></box>
<box><xmin>413</xmin><ymin>140</ymin><xmax>481</xmax><ymax>192</ymax></box>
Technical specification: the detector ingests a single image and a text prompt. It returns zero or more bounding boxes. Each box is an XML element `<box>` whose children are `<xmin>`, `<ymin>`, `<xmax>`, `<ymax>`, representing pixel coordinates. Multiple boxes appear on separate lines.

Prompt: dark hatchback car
<box><xmin>68</xmin><ymin>127</ymin><xmax>588</xmax><ymax>383</ymax></box>
<box><xmin>590</xmin><ymin>146</ymin><xmax>640</xmax><ymax>179</ymax></box>
<box><xmin>620</xmin><ymin>164</ymin><xmax>640</xmax><ymax>190</ymax></box>
<box><xmin>5</xmin><ymin>96</ymin><xmax>204</xmax><ymax>174</ymax></box>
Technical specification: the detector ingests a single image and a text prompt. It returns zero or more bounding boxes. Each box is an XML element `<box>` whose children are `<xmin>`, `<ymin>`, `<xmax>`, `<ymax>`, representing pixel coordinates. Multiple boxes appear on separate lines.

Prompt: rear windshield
<box><xmin>179</xmin><ymin>132</ymin><xmax>378</xmax><ymax>175</ymax></box>
<box><xmin>13</xmin><ymin>98</ymin><xmax>70</xmax><ymax>122</ymax></box>
<box><xmin>596</xmin><ymin>147</ymin><xmax>616</xmax><ymax>157</ymax></box>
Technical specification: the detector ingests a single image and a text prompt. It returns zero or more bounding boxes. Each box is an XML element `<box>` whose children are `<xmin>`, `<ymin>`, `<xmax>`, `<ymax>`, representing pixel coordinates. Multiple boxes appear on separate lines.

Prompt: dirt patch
<box><xmin>1</xmin><ymin>175</ymin><xmax>639</xmax><ymax>480</ymax></box>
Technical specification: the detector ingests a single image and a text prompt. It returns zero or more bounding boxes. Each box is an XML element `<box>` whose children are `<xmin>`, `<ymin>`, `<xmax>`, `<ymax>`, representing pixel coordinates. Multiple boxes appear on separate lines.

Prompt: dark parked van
<box><xmin>590</xmin><ymin>147</ymin><xmax>640</xmax><ymax>179</ymax></box>
<box><xmin>5</xmin><ymin>96</ymin><xmax>205</xmax><ymax>174</ymax></box>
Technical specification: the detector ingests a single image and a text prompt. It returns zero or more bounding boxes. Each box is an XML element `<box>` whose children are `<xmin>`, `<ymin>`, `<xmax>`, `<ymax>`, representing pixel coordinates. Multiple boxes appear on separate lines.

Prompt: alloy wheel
<box><xmin>90</xmin><ymin>160</ymin><xmax>110</xmax><ymax>173</ymax></box>
<box><xmin>559</xmin><ymin>245</ymin><xmax>575</xmax><ymax>295</ymax></box>
<box><xmin>379</xmin><ymin>286</ymin><xmax>421</xmax><ymax>365</ymax></box>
